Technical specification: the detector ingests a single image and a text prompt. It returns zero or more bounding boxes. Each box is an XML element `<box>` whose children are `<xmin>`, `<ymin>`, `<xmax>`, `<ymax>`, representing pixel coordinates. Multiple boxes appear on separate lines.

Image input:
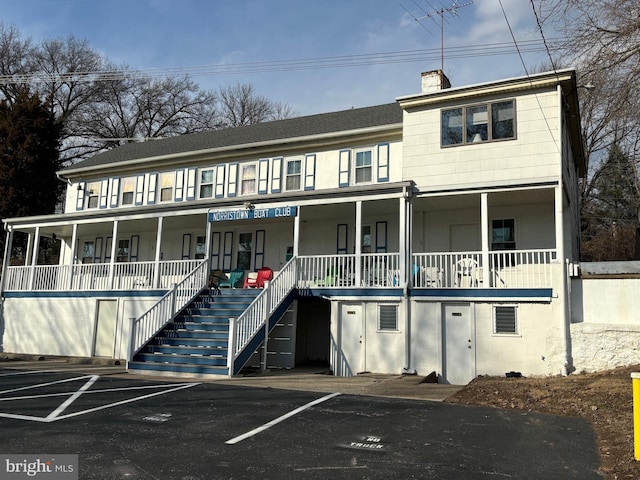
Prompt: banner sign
<box><xmin>208</xmin><ymin>206</ymin><xmax>297</xmax><ymax>222</ymax></box>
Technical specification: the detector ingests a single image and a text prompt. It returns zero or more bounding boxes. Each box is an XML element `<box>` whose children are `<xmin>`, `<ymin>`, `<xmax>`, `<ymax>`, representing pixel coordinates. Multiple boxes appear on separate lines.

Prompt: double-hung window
<box><xmin>121</xmin><ymin>177</ymin><xmax>136</xmax><ymax>206</ymax></box>
<box><xmin>159</xmin><ymin>172</ymin><xmax>173</xmax><ymax>202</ymax></box>
<box><xmin>442</xmin><ymin>99</ymin><xmax>515</xmax><ymax>146</ymax></box>
<box><xmin>241</xmin><ymin>164</ymin><xmax>256</xmax><ymax>195</ymax></box>
<box><xmin>285</xmin><ymin>159</ymin><xmax>301</xmax><ymax>191</ymax></box>
<box><xmin>199</xmin><ymin>169</ymin><xmax>214</xmax><ymax>199</ymax></box>
<box><xmin>86</xmin><ymin>181</ymin><xmax>101</xmax><ymax>209</ymax></box>
<box><xmin>354</xmin><ymin>150</ymin><xmax>372</xmax><ymax>184</ymax></box>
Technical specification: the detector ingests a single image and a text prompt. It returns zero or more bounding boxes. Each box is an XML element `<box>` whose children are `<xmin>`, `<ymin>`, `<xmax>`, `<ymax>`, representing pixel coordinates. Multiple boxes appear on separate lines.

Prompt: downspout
<box><xmin>402</xmin><ymin>184</ymin><xmax>416</xmax><ymax>374</ymax></box>
<box><xmin>556</xmin><ymin>84</ymin><xmax>571</xmax><ymax>376</ymax></box>
<box><xmin>0</xmin><ymin>224</ymin><xmax>14</xmax><ymax>298</ymax></box>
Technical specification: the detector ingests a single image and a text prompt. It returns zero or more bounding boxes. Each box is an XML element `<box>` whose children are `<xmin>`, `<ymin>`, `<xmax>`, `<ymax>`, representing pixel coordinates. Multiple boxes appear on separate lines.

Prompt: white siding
<box><xmin>402</xmin><ymin>91</ymin><xmax>561</xmax><ymax>191</ymax></box>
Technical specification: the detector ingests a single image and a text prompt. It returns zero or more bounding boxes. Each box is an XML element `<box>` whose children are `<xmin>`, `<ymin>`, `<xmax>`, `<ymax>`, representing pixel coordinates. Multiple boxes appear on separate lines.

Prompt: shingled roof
<box><xmin>63</xmin><ymin>102</ymin><xmax>403</xmax><ymax>172</ymax></box>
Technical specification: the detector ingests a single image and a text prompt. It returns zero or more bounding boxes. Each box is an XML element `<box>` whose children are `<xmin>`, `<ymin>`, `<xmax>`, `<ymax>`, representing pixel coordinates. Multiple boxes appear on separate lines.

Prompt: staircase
<box><xmin>128</xmin><ymin>288</ymin><xmax>260</xmax><ymax>377</ymax></box>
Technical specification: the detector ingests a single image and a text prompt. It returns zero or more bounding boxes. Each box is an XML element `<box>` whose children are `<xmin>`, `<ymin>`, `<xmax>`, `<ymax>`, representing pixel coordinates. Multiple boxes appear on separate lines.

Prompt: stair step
<box><xmin>178</xmin><ymin>323</ymin><xmax>229</xmax><ymax>332</ymax></box>
<box><xmin>144</xmin><ymin>345</ymin><xmax>228</xmax><ymax>356</ymax></box>
<box><xmin>134</xmin><ymin>353</ymin><xmax>228</xmax><ymax>366</ymax></box>
<box><xmin>153</xmin><ymin>337</ymin><xmax>228</xmax><ymax>347</ymax></box>
<box><xmin>128</xmin><ymin>361</ymin><xmax>229</xmax><ymax>377</ymax></box>
<box><xmin>166</xmin><ymin>330</ymin><xmax>229</xmax><ymax>339</ymax></box>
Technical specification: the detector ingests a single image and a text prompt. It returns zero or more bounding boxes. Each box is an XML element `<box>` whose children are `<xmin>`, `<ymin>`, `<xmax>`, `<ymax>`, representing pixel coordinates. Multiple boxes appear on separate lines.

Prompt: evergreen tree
<box><xmin>0</xmin><ymin>88</ymin><xmax>63</xmax><ymax>259</ymax></box>
<box><xmin>581</xmin><ymin>143</ymin><xmax>640</xmax><ymax>260</ymax></box>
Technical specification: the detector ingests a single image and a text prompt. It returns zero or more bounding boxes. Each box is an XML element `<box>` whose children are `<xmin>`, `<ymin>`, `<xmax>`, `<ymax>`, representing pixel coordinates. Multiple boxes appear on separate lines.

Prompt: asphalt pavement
<box><xmin>0</xmin><ymin>356</ymin><xmax>602</xmax><ymax>479</ymax></box>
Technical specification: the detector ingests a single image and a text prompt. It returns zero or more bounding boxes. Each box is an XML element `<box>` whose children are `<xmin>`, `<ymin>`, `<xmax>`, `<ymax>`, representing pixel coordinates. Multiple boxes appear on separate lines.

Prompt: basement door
<box><xmin>335</xmin><ymin>303</ymin><xmax>363</xmax><ymax>376</ymax></box>
<box><xmin>442</xmin><ymin>303</ymin><xmax>475</xmax><ymax>385</ymax></box>
<box><xmin>93</xmin><ymin>299</ymin><xmax>117</xmax><ymax>357</ymax></box>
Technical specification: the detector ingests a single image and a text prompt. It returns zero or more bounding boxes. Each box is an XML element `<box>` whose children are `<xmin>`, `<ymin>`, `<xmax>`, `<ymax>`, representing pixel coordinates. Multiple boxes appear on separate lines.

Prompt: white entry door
<box><xmin>336</xmin><ymin>303</ymin><xmax>363</xmax><ymax>376</ymax></box>
<box><xmin>442</xmin><ymin>303</ymin><xmax>475</xmax><ymax>384</ymax></box>
<box><xmin>94</xmin><ymin>299</ymin><xmax>117</xmax><ymax>357</ymax></box>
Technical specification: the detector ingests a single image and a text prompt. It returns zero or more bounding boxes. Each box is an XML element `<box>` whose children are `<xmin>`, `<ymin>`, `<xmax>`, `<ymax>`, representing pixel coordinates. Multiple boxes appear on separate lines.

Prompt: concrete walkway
<box><xmin>0</xmin><ymin>354</ymin><xmax>463</xmax><ymax>401</ymax></box>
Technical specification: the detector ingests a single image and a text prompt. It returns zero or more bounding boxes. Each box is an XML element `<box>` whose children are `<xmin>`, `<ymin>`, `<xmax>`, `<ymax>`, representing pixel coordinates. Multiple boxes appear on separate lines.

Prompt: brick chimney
<box><xmin>421</xmin><ymin>70</ymin><xmax>451</xmax><ymax>93</ymax></box>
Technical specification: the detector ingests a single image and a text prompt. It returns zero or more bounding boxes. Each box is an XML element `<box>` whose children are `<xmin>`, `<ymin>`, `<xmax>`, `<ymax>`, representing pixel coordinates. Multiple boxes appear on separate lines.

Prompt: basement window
<box><xmin>378</xmin><ymin>304</ymin><xmax>398</xmax><ymax>331</ymax></box>
<box><xmin>494</xmin><ymin>306</ymin><xmax>518</xmax><ymax>334</ymax></box>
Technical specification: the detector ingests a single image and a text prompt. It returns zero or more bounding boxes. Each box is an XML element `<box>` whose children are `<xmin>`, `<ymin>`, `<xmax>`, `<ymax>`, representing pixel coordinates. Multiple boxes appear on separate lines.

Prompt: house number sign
<box><xmin>208</xmin><ymin>206</ymin><xmax>298</xmax><ymax>222</ymax></box>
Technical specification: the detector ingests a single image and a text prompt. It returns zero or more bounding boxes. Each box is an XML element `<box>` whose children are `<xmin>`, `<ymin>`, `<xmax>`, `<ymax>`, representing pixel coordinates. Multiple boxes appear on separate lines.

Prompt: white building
<box><xmin>0</xmin><ymin>69</ymin><xmax>587</xmax><ymax>383</ymax></box>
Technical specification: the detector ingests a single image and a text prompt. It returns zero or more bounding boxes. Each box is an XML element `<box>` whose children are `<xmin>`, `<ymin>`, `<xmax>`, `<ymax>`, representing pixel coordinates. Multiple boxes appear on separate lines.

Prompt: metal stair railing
<box><xmin>127</xmin><ymin>259</ymin><xmax>208</xmax><ymax>363</ymax></box>
<box><xmin>228</xmin><ymin>257</ymin><xmax>297</xmax><ymax>376</ymax></box>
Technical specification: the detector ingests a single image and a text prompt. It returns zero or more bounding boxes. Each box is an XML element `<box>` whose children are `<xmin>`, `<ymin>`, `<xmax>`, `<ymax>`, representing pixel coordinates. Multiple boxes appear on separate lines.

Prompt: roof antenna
<box><xmin>402</xmin><ymin>1</ymin><xmax>473</xmax><ymax>72</ymax></box>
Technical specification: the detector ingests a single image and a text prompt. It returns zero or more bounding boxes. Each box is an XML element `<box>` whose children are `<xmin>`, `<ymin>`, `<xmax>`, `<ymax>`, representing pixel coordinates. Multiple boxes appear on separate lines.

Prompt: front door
<box><xmin>335</xmin><ymin>303</ymin><xmax>363</xmax><ymax>376</ymax></box>
<box><xmin>442</xmin><ymin>303</ymin><xmax>475</xmax><ymax>384</ymax></box>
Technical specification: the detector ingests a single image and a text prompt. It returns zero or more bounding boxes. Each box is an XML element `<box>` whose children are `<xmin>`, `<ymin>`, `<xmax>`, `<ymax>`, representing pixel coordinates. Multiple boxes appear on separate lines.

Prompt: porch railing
<box><xmin>296</xmin><ymin>253</ymin><xmax>401</xmax><ymax>287</ymax></box>
<box><xmin>128</xmin><ymin>259</ymin><xmax>208</xmax><ymax>361</ymax></box>
<box><xmin>228</xmin><ymin>257</ymin><xmax>297</xmax><ymax>375</ymax></box>
<box><xmin>412</xmin><ymin>249</ymin><xmax>556</xmax><ymax>288</ymax></box>
<box><xmin>3</xmin><ymin>259</ymin><xmax>202</xmax><ymax>292</ymax></box>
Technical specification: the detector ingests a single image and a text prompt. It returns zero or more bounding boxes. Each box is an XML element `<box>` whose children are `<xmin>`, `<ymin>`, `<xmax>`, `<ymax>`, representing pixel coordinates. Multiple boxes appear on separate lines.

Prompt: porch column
<box><xmin>0</xmin><ymin>226</ymin><xmax>14</xmax><ymax>296</ymax></box>
<box><xmin>153</xmin><ymin>216</ymin><xmax>164</xmax><ymax>288</ymax></box>
<box><xmin>28</xmin><ymin>226</ymin><xmax>41</xmax><ymax>290</ymax></box>
<box><xmin>67</xmin><ymin>224</ymin><xmax>78</xmax><ymax>290</ymax></box>
<box><xmin>481</xmin><ymin>193</ymin><xmax>490</xmax><ymax>286</ymax></box>
<box><xmin>24</xmin><ymin>233</ymin><xmax>33</xmax><ymax>266</ymax></box>
<box><xmin>399</xmin><ymin>197</ymin><xmax>407</xmax><ymax>289</ymax></box>
<box><xmin>293</xmin><ymin>206</ymin><xmax>300</xmax><ymax>257</ymax></box>
<box><xmin>555</xmin><ymin>184</ymin><xmax>570</xmax><ymax>375</ymax></box>
<box><xmin>355</xmin><ymin>201</ymin><xmax>362</xmax><ymax>286</ymax></box>
<box><xmin>205</xmin><ymin>215</ymin><xmax>212</xmax><ymax>270</ymax></box>
<box><xmin>108</xmin><ymin>220</ymin><xmax>119</xmax><ymax>289</ymax></box>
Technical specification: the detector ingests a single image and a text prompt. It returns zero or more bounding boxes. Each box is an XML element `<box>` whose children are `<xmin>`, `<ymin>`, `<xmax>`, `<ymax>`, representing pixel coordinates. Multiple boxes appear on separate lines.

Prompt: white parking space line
<box><xmin>46</xmin><ymin>375</ymin><xmax>98</xmax><ymax>421</ymax></box>
<box><xmin>0</xmin><ymin>383</ymin><xmax>197</xmax><ymax>402</ymax></box>
<box><xmin>225</xmin><ymin>392</ymin><xmax>341</xmax><ymax>445</ymax></box>
<box><xmin>0</xmin><ymin>373</ymin><xmax>200</xmax><ymax>423</ymax></box>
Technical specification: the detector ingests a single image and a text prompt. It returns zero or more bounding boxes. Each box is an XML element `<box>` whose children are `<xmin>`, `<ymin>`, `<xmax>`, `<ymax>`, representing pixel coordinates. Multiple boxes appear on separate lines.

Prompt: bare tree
<box><xmin>217</xmin><ymin>83</ymin><xmax>296</xmax><ymax>128</ymax></box>
<box><xmin>535</xmin><ymin>0</ymin><xmax>640</xmax><ymax>259</ymax></box>
<box><xmin>0</xmin><ymin>23</ymin><xmax>35</xmax><ymax>103</ymax></box>
<box><xmin>0</xmin><ymin>25</ymin><xmax>296</xmax><ymax>165</ymax></box>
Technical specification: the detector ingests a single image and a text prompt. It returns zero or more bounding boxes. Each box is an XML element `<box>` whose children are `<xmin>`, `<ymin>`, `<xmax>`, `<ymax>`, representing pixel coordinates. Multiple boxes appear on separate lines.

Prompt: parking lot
<box><xmin>0</xmin><ymin>365</ymin><xmax>601</xmax><ymax>479</ymax></box>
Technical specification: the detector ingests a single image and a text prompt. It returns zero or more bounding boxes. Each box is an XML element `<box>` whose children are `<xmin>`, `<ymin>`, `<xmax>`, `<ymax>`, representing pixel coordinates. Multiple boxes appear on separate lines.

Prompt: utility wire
<box><xmin>498</xmin><ymin>0</ymin><xmax>560</xmax><ymax>154</ymax></box>
<box><xmin>0</xmin><ymin>38</ymin><xmax>564</xmax><ymax>85</ymax></box>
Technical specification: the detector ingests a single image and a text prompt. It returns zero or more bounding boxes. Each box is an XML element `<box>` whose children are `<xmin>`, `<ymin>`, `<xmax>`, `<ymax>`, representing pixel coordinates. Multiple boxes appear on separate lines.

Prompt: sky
<box><xmin>0</xmin><ymin>0</ymin><xmax>562</xmax><ymax>116</ymax></box>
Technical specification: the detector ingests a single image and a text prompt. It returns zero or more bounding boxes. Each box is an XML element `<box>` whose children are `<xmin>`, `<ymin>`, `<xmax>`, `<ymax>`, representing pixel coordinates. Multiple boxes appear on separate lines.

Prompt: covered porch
<box><xmin>0</xmin><ymin>183</ymin><xmax>566</xmax><ymax>295</ymax></box>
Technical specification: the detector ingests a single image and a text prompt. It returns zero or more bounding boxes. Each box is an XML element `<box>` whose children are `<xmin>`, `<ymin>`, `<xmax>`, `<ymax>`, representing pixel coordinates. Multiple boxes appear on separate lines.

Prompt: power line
<box><xmin>0</xmin><ymin>38</ymin><xmax>564</xmax><ymax>85</ymax></box>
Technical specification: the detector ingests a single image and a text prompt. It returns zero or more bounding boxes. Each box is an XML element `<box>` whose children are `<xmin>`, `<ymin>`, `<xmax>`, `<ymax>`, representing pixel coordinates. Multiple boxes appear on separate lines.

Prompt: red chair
<box><xmin>244</xmin><ymin>267</ymin><xmax>273</xmax><ymax>288</ymax></box>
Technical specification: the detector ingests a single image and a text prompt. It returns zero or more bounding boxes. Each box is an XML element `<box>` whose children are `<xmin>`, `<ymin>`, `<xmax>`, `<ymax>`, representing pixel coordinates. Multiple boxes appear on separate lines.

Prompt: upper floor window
<box><xmin>86</xmin><ymin>181</ymin><xmax>100</xmax><ymax>209</ymax></box>
<box><xmin>354</xmin><ymin>150</ymin><xmax>372</xmax><ymax>183</ymax></box>
<box><xmin>441</xmin><ymin>99</ymin><xmax>515</xmax><ymax>146</ymax></box>
<box><xmin>241</xmin><ymin>164</ymin><xmax>256</xmax><ymax>195</ymax></box>
<box><xmin>285</xmin><ymin>159</ymin><xmax>301</xmax><ymax>191</ymax></box>
<box><xmin>199</xmin><ymin>169</ymin><xmax>214</xmax><ymax>199</ymax></box>
<box><xmin>159</xmin><ymin>172</ymin><xmax>173</xmax><ymax>202</ymax></box>
<box><xmin>121</xmin><ymin>177</ymin><xmax>136</xmax><ymax>206</ymax></box>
